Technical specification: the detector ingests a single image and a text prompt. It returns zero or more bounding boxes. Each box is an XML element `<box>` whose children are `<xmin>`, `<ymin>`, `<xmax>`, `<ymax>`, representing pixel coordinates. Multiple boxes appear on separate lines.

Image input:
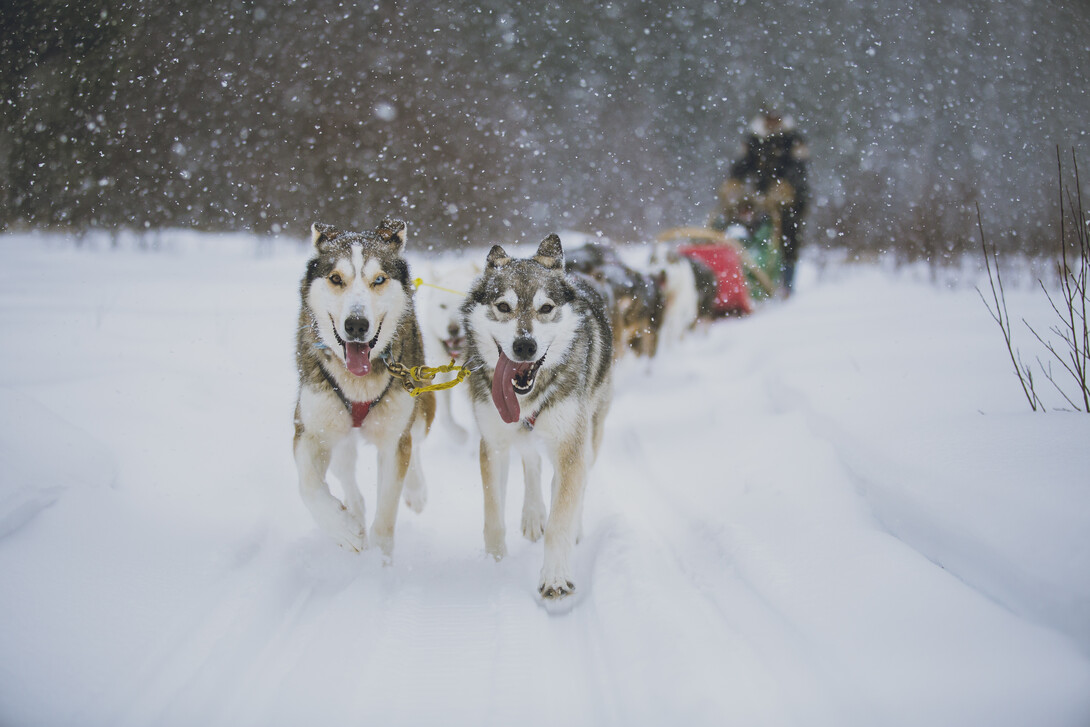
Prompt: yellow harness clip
<box><xmin>393</xmin><ymin>277</ymin><xmax>472</xmax><ymax>396</ymax></box>
<box><xmin>384</xmin><ymin>354</ymin><xmax>474</xmax><ymax>397</ymax></box>
<box><xmin>405</xmin><ymin>359</ymin><xmax>473</xmax><ymax>396</ymax></box>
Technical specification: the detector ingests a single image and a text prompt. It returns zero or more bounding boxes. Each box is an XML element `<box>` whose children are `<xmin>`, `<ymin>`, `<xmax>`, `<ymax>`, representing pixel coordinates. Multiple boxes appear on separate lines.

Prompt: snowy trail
<box><xmin>601</xmin><ymin>344</ymin><xmax>1084</xmax><ymax>727</ymax></box>
<box><xmin>1</xmin><ymin>235</ymin><xmax>1089</xmax><ymax>727</ymax></box>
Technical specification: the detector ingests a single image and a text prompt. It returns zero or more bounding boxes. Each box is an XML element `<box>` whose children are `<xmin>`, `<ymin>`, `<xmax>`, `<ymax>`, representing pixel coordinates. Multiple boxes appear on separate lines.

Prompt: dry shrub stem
<box><xmin>977</xmin><ymin>203</ymin><xmax>1042</xmax><ymax>410</ymax></box>
<box><xmin>979</xmin><ymin>148</ymin><xmax>1090</xmax><ymax>413</ymax></box>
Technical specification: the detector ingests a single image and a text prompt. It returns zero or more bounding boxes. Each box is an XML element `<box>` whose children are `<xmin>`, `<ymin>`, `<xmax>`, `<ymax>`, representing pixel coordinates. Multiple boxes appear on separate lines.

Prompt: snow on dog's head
<box><xmin>463</xmin><ymin>234</ymin><xmax>581</xmax><ymax>422</ymax></box>
<box><xmin>304</xmin><ymin>219</ymin><xmax>412</xmax><ymax>377</ymax></box>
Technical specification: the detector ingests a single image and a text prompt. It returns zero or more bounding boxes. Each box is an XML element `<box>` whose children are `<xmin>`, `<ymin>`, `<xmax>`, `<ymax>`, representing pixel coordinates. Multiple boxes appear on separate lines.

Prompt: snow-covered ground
<box><xmin>1</xmin><ymin>231</ymin><xmax>1088</xmax><ymax>727</ymax></box>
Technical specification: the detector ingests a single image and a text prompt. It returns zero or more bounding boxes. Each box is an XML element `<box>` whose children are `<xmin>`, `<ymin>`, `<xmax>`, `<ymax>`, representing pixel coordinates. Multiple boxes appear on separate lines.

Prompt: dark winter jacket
<box><xmin>730</xmin><ymin>116</ymin><xmax>809</xmax><ymax>212</ymax></box>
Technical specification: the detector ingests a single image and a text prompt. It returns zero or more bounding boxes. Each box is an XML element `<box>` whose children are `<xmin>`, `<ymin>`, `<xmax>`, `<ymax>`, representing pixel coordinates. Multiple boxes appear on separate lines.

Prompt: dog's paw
<box><xmin>538</xmin><ymin>575</ymin><xmax>576</xmax><ymax>600</ymax></box>
<box><xmin>538</xmin><ymin>560</ymin><xmax>576</xmax><ymax>600</ymax></box>
<box><xmin>334</xmin><ymin>522</ymin><xmax>368</xmax><ymax>553</ymax></box>
<box><xmin>402</xmin><ymin>484</ymin><xmax>427</xmax><ymax>514</ymax></box>
<box><xmin>521</xmin><ymin>506</ymin><xmax>546</xmax><ymax>542</ymax></box>
<box><xmin>325</xmin><ymin>505</ymin><xmax>368</xmax><ymax>552</ymax></box>
<box><xmin>484</xmin><ymin>532</ymin><xmax>507</xmax><ymax>561</ymax></box>
<box><xmin>345</xmin><ymin>502</ymin><xmax>367</xmax><ymax>529</ymax></box>
<box><xmin>372</xmin><ymin>531</ymin><xmax>394</xmax><ymax>559</ymax></box>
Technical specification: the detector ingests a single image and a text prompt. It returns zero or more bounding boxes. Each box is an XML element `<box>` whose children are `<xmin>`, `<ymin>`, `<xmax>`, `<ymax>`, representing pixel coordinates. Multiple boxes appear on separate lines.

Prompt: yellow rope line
<box><xmin>413</xmin><ymin>277</ymin><xmax>467</xmax><ymax>297</ymax></box>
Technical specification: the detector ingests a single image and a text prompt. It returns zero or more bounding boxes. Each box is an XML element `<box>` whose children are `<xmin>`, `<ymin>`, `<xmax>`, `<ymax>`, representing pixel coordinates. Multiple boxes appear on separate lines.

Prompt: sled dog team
<box><xmin>294</xmin><ymin>218</ymin><xmax>615</xmax><ymax>600</ymax></box>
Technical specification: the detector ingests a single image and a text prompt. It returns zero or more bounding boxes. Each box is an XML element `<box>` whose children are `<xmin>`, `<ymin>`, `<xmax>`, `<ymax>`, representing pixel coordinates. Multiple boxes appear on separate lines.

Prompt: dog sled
<box><xmin>657</xmin><ymin>181</ymin><xmax>789</xmax><ymax>315</ymax></box>
<box><xmin>656</xmin><ymin>227</ymin><xmax>773</xmax><ymax>316</ymax></box>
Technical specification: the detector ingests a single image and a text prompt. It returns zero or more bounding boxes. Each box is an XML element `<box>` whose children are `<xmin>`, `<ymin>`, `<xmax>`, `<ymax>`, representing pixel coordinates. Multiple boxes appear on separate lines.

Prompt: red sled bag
<box><xmin>679</xmin><ymin>243</ymin><xmax>754</xmax><ymax>316</ymax></box>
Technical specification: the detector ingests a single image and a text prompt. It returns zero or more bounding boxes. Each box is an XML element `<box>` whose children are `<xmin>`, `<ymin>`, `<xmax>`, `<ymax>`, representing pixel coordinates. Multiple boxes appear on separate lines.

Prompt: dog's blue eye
<box><xmin>496</xmin><ymin>302</ymin><xmax>512</xmax><ymax>313</ymax></box>
<box><xmin>373</xmin><ymin>275</ymin><xmax>386</xmax><ymax>287</ymax></box>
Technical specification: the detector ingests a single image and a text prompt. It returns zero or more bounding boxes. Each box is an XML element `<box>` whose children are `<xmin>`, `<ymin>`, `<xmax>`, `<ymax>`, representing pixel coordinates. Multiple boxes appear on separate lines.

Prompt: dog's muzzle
<box><xmin>491</xmin><ymin>343</ymin><xmax>546</xmax><ymax>424</ymax></box>
<box><xmin>331</xmin><ymin>314</ymin><xmax>382</xmax><ymax>376</ymax></box>
<box><xmin>442</xmin><ymin>335</ymin><xmax>465</xmax><ymax>359</ymax></box>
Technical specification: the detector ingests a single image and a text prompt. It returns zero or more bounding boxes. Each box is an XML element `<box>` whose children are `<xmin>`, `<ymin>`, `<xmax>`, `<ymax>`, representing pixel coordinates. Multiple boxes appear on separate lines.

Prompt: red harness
<box><xmin>351</xmin><ymin>401</ymin><xmax>371</xmax><ymax>428</ymax></box>
<box><xmin>317</xmin><ymin>362</ymin><xmax>394</xmax><ymax>428</ymax></box>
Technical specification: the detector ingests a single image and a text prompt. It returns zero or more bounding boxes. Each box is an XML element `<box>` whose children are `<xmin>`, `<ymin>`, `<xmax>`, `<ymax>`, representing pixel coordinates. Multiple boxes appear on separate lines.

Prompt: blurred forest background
<box><xmin>2</xmin><ymin>0</ymin><xmax>1088</xmax><ymax>258</ymax></box>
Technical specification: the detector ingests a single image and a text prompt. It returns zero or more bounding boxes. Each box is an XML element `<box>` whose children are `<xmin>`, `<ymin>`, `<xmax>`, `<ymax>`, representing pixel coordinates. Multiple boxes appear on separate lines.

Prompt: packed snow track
<box><xmin>1</xmin><ymin>234</ymin><xmax>1088</xmax><ymax>727</ymax></box>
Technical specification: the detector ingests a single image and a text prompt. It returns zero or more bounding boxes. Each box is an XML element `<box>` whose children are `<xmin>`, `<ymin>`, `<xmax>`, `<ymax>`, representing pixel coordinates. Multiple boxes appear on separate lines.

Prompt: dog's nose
<box><xmin>344</xmin><ymin>316</ymin><xmax>370</xmax><ymax>341</ymax></box>
<box><xmin>512</xmin><ymin>336</ymin><xmax>537</xmax><ymax>361</ymax></box>
<box><xmin>448</xmin><ymin>322</ymin><xmax>461</xmax><ymax>337</ymax></box>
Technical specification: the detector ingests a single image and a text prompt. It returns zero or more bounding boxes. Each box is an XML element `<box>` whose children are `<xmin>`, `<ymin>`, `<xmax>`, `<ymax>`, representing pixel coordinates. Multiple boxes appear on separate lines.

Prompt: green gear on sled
<box><xmin>739</xmin><ymin>218</ymin><xmax>781</xmax><ymax>300</ymax></box>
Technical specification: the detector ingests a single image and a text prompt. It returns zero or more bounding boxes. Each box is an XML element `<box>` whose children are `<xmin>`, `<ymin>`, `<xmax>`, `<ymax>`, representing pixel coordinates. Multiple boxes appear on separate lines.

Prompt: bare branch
<box><xmin>979</xmin><ymin>150</ymin><xmax>1089</xmax><ymax>412</ymax></box>
<box><xmin>977</xmin><ymin>202</ymin><xmax>1040</xmax><ymax>410</ymax></box>
<box><xmin>1026</xmin><ymin>319</ymin><xmax>1084</xmax><ymax>390</ymax></box>
<box><xmin>1035</xmin><ymin>356</ymin><xmax>1081</xmax><ymax>411</ymax></box>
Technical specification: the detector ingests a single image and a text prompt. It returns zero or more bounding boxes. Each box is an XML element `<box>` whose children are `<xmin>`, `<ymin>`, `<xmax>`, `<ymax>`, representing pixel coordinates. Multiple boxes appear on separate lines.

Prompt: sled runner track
<box><xmin>105</xmin><ymin>541</ymin><xmax>326</xmax><ymax>727</ymax></box>
<box><xmin>107</xmin><ymin>536</ymin><xmax>624</xmax><ymax>725</ymax></box>
<box><xmin>344</xmin><ymin>576</ymin><xmax>517</xmax><ymax>725</ymax></box>
<box><xmin>601</xmin><ymin>352</ymin><xmax>1090</xmax><ymax>726</ymax></box>
<box><xmin>356</xmin><ymin>578</ymin><xmax>616</xmax><ymax>726</ymax></box>
<box><xmin>599</xmin><ymin>427</ymin><xmax>845</xmax><ymax>725</ymax></box>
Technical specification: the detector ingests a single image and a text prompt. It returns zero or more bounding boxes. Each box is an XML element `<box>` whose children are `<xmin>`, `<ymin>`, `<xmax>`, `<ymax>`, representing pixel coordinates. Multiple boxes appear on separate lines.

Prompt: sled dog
<box><xmin>418</xmin><ymin>259</ymin><xmax>482</xmax><ymax>443</ymax></box>
<box><xmin>462</xmin><ymin>235</ymin><xmax>613</xmax><ymax>599</ymax></box>
<box><xmin>293</xmin><ymin>219</ymin><xmax>434</xmax><ymax>556</ymax></box>
<box><xmin>567</xmin><ymin>242</ymin><xmax>664</xmax><ymax>359</ymax></box>
<box><xmin>649</xmin><ymin>243</ymin><xmax>700</xmax><ymax>346</ymax></box>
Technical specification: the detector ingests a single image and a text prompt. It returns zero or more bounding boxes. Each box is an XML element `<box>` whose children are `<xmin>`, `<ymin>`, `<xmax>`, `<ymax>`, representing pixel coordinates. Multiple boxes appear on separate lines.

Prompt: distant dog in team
<box><xmin>567</xmin><ymin>242</ymin><xmax>665</xmax><ymax>360</ymax></box>
<box><xmin>417</xmin><ymin>259</ymin><xmax>482</xmax><ymax>443</ymax></box>
<box><xmin>462</xmin><ymin>235</ymin><xmax>613</xmax><ymax>599</ymax></box>
<box><xmin>648</xmin><ymin>243</ymin><xmax>701</xmax><ymax>346</ymax></box>
<box><xmin>293</xmin><ymin>219</ymin><xmax>434</xmax><ymax>556</ymax></box>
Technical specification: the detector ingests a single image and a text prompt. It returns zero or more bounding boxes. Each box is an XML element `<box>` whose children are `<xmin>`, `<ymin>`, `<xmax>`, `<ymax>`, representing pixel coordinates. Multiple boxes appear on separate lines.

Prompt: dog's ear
<box><xmin>533</xmin><ymin>234</ymin><xmax>564</xmax><ymax>270</ymax></box>
<box><xmin>486</xmin><ymin>245</ymin><xmax>511</xmax><ymax>269</ymax></box>
<box><xmin>377</xmin><ymin>218</ymin><xmax>407</xmax><ymax>250</ymax></box>
<box><xmin>311</xmin><ymin>223</ymin><xmax>343</xmax><ymax>248</ymax></box>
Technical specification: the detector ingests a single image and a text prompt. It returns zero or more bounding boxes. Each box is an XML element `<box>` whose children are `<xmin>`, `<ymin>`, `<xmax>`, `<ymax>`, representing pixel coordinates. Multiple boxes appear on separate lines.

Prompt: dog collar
<box><xmin>521</xmin><ymin>407</ymin><xmax>543</xmax><ymax>431</ymax></box>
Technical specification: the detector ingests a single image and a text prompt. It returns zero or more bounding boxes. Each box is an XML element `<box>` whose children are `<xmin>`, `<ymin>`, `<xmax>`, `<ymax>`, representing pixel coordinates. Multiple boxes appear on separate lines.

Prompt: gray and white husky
<box><xmin>293</xmin><ymin>219</ymin><xmax>434</xmax><ymax>557</ymax></box>
<box><xmin>462</xmin><ymin>234</ymin><xmax>613</xmax><ymax>599</ymax></box>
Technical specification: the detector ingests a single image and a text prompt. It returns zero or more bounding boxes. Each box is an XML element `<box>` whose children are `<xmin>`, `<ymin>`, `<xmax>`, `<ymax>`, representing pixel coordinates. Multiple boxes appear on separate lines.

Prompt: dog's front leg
<box><xmin>518</xmin><ymin>445</ymin><xmax>546</xmax><ymax>542</ymax></box>
<box><xmin>370</xmin><ymin>429</ymin><xmax>412</xmax><ymax>558</ymax></box>
<box><xmin>294</xmin><ymin>432</ymin><xmax>368</xmax><ymax>552</ymax></box>
<box><xmin>539</xmin><ymin>436</ymin><xmax>587</xmax><ymax>599</ymax></box>
<box><xmin>401</xmin><ymin>414</ymin><xmax>429</xmax><ymax>514</ymax></box>
<box><xmin>330</xmin><ymin>435</ymin><xmax>366</xmax><ymax>527</ymax></box>
<box><xmin>480</xmin><ymin>436</ymin><xmax>510</xmax><ymax>559</ymax></box>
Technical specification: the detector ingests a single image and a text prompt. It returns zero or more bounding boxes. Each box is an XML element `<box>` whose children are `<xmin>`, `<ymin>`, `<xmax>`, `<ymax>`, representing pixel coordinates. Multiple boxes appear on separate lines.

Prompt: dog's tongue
<box><xmin>492</xmin><ymin>350</ymin><xmax>530</xmax><ymax>424</ymax></box>
<box><xmin>345</xmin><ymin>341</ymin><xmax>372</xmax><ymax>376</ymax></box>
